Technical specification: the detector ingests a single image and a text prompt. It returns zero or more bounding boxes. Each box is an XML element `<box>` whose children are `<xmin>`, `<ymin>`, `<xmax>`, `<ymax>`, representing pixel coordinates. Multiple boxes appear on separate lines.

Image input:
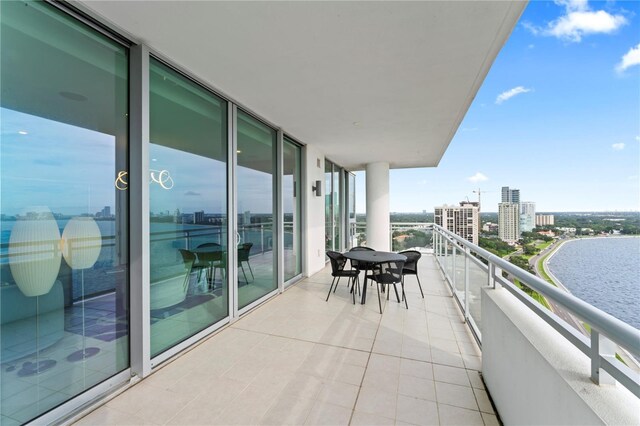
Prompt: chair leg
<box><xmin>326</xmin><ymin>276</ymin><xmax>337</xmax><ymax>301</ymax></box>
<box><xmin>333</xmin><ymin>276</ymin><xmax>341</xmax><ymax>293</ymax></box>
<box><xmin>392</xmin><ymin>283</ymin><xmax>400</xmax><ymax>303</ymax></box>
<box><xmin>401</xmin><ymin>276</ymin><xmax>405</xmax><ymax>301</ymax></box>
<box><xmin>247</xmin><ymin>262</ymin><xmax>255</xmax><ymax>281</ymax></box>
<box><xmin>401</xmin><ymin>281</ymin><xmax>408</xmax><ymax>309</ymax></box>
<box><xmin>376</xmin><ymin>282</ymin><xmax>382</xmax><ymax>314</ymax></box>
<box><xmin>416</xmin><ymin>275</ymin><xmax>425</xmax><ymax>298</ymax></box>
<box><xmin>240</xmin><ymin>263</ymin><xmax>249</xmax><ymax>283</ymax></box>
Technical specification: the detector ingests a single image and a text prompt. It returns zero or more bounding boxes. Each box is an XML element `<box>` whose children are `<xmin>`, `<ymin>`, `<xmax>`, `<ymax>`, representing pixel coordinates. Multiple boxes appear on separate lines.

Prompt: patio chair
<box><xmin>238</xmin><ymin>242</ymin><xmax>254</xmax><ymax>283</ymax></box>
<box><xmin>367</xmin><ymin>259</ymin><xmax>407</xmax><ymax>313</ymax></box>
<box><xmin>196</xmin><ymin>243</ymin><xmax>224</xmax><ymax>289</ymax></box>
<box><xmin>348</xmin><ymin>246</ymin><xmax>375</xmax><ymax>283</ymax></box>
<box><xmin>398</xmin><ymin>250</ymin><xmax>424</xmax><ymax>299</ymax></box>
<box><xmin>326</xmin><ymin>251</ymin><xmax>360</xmax><ymax>304</ymax></box>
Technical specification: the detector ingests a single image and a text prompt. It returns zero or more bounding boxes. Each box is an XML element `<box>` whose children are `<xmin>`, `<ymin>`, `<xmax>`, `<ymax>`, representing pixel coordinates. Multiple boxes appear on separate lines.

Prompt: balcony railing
<box><xmin>430</xmin><ymin>223</ymin><xmax>640</xmax><ymax>398</ymax></box>
<box><xmin>357</xmin><ymin>221</ymin><xmax>639</xmax><ymax>397</ymax></box>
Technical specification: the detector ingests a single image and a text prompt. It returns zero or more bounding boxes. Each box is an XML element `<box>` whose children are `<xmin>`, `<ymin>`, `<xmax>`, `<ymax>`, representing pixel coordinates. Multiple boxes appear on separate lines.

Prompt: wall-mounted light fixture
<box><xmin>311</xmin><ymin>180</ymin><xmax>322</xmax><ymax>197</ymax></box>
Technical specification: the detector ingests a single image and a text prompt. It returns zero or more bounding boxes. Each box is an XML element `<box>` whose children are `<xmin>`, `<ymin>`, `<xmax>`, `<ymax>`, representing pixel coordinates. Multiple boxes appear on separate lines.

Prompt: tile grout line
<box><xmin>346</xmin><ymin>298</ymin><xmax>386</xmax><ymax>426</ymax></box>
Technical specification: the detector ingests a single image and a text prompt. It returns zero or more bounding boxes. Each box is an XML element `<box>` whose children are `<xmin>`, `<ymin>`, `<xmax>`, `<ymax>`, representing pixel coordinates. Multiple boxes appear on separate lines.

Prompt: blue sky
<box><xmin>356</xmin><ymin>0</ymin><xmax>640</xmax><ymax>213</ymax></box>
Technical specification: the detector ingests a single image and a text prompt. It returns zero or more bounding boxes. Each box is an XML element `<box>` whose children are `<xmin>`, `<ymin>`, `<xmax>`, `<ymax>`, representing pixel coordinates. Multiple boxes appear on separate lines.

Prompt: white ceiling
<box><xmin>77</xmin><ymin>0</ymin><xmax>526</xmax><ymax>170</ymax></box>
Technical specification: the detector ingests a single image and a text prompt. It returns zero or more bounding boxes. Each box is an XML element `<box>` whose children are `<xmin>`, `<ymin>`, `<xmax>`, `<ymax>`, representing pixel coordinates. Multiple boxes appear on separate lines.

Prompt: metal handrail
<box><xmin>431</xmin><ymin>222</ymin><xmax>640</xmax><ymax>397</ymax></box>
<box><xmin>432</xmin><ymin>223</ymin><xmax>640</xmax><ymax>357</ymax></box>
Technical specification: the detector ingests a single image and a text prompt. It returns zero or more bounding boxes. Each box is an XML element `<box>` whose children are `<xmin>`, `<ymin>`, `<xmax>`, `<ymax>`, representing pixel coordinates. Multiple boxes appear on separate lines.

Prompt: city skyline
<box><xmin>356</xmin><ymin>0</ymin><xmax>640</xmax><ymax>213</ymax></box>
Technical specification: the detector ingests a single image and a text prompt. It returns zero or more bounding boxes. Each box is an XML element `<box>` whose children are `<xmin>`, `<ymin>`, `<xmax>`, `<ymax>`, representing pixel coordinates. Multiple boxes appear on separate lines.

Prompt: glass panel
<box><xmin>324</xmin><ymin>160</ymin><xmax>333</xmax><ymax>253</ymax></box>
<box><xmin>1</xmin><ymin>1</ymin><xmax>129</xmax><ymax>422</ymax></box>
<box><xmin>454</xmin><ymin>246</ymin><xmax>466</xmax><ymax>306</ymax></box>
<box><xmin>333</xmin><ymin>166</ymin><xmax>341</xmax><ymax>251</ymax></box>
<box><xmin>283</xmin><ymin>138</ymin><xmax>302</xmax><ymax>282</ymax></box>
<box><xmin>149</xmin><ymin>59</ymin><xmax>228</xmax><ymax>357</ymax></box>
<box><xmin>468</xmin><ymin>258</ymin><xmax>487</xmax><ymax>338</ymax></box>
<box><xmin>237</xmin><ymin>110</ymin><xmax>276</xmax><ymax>309</ymax></box>
<box><xmin>348</xmin><ymin>173</ymin><xmax>356</xmax><ymax>249</ymax></box>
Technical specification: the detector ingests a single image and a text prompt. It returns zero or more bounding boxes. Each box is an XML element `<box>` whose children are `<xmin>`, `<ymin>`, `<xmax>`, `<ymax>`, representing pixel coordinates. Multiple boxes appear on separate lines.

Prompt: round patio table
<box><xmin>343</xmin><ymin>251</ymin><xmax>407</xmax><ymax>304</ymax></box>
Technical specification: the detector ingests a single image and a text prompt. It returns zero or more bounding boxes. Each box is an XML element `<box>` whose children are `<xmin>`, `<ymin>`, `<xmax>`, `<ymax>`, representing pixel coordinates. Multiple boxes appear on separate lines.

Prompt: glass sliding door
<box><xmin>283</xmin><ymin>138</ymin><xmax>302</xmax><ymax>282</ymax></box>
<box><xmin>325</xmin><ymin>160</ymin><xmax>334</xmax><ymax>253</ymax></box>
<box><xmin>333</xmin><ymin>165</ymin><xmax>342</xmax><ymax>251</ymax></box>
<box><xmin>325</xmin><ymin>160</ymin><xmax>344</xmax><ymax>253</ymax></box>
<box><xmin>347</xmin><ymin>172</ymin><xmax>356</xmax><ymax>249</ymax></box>
<box><xmin>237</xmin><ymin>110</ymin><xmax>277</xmax><ymax>309</ymax></box>
<box><xmin>149</xmin><ymin>59</ymin><xmax>228</xmax><ymax>357</ymax></box>
<box><xmin>1</xmin><ymin>1</ymin><xmax>129</xmax><ymax>422</ymax></box>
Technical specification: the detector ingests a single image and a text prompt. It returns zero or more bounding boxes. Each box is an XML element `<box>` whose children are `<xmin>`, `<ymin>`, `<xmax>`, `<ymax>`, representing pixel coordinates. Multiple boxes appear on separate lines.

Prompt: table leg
<box><xmin>361</xmin><ymin>266</ymin><xmax>368</xmax><ymax>304</ymax></box>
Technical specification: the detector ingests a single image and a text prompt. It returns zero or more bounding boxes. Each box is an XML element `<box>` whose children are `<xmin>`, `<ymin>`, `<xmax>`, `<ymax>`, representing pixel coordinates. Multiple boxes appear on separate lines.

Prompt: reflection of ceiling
<box><xmin>78</xmin><ymin>1</ymin><xmax>525</xmax><ymax>170</ymax></box>
<box><xmin>1</xmin><ymin>1</ymin><xmax>127</xmax><ymax>140</ymax></box>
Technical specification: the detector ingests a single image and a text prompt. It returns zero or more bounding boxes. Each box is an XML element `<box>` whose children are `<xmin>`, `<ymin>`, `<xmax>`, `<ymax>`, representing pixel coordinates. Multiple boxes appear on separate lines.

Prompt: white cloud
<box><xmin>554</xmin><ymin>0</ymin><xmax>588</xmax><ymax>12</ymax></box>
<box><xmin>636</xmin><ymin>136</ymin><xmax>640</xmax><ymax>142</ymax></box>
<box><xmin>612</xmin><ymin>143</ymin><xmax>625</xmax><ymax>151</ymax></box>
<box><xmin>525</xmin><ymin>1</ymin><xmax>627</xmax><ymax>42</ymax></box>
<box><xmin>495</xmin><ymin>86</ymin><xmax>532</xmax><ymax>104</ymax></box>
<box><xmin>616</xmin><ymin>43</ymin><xmax>640</xmax><ymax>73</ymax></box>
<box><xmin>468</xmin><ymin>172</ymin><xmax>489</xmax><ymax>183</ymax></box>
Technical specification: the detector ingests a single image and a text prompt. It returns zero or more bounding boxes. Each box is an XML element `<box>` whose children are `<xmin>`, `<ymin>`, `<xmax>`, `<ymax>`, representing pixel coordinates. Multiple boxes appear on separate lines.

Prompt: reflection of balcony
<box><xmin>77</xmin><ymin>225</ymin><xmax>640</xmax><ymax>425</ymax></box>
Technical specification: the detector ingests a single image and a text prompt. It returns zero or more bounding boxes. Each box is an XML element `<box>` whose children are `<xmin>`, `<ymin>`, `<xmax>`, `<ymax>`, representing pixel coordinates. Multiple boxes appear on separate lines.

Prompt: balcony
<box><xmin>68</xmin><ymin>223</ymin><xmax>639</xmax><ymax>425</ymax></box>
<box><xmin>76</xmin><ymin>254</ymin><xmax>494</xmax><ymax>425</ymax></box>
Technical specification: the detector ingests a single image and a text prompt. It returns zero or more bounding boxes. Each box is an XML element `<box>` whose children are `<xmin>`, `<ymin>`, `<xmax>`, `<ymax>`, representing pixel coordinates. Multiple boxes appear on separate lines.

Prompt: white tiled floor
<box><xmin>76</xmin><ymin>255</ymin><xmax>496</xmax><ymax>425</ymax></box>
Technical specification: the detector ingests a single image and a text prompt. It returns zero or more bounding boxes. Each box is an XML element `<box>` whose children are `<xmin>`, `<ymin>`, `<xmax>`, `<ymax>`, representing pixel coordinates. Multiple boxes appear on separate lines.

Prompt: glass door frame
<box><xmin>282</xmin><ymin>136</ymin><xmax>304</xmax><ymax>287</ymax></box>
<box><xmin>235</xmin><ymin>107</ymin><xmax>280</xmax><ymax>316</ymax></box>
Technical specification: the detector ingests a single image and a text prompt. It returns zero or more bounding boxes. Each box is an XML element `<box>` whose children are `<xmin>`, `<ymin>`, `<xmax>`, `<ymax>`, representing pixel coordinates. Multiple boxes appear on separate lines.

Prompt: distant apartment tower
<box><xmin>501</xmin><ymin>186</ymin><xmax>520</xmax><ymax>204</ymax></box>
<box><xmin>519</xmin><ymin>201</ymin><xmax>536</xmax><ymax>233</ymax></box>
<box><xmin>434</xmin><ymin>201</ymin><xmax>479</xmax><ymax>245</ymax></box>
<box><xmin>499</xmin><ymin>202</ymin><xmax>520</xmax><ymax>244</ymax></box>
<box><xmin>101</xmin><ymin>206</ymin><xmax>111</xmax><ymax>217</ymax></box>
<box><xmin>536</xmin><ymin>214</ymin><xmax>555</xmax><ymax>226</ymax></box>
<box><xmin>194</xmin><ymin>210</ymin><xmax>205</xmax><ymax>224</ymax></box>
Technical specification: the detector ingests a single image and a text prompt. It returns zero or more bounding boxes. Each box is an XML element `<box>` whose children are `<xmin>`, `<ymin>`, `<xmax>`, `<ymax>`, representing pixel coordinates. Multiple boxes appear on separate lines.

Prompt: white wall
<box><xmin>303</xmin><ymin>145</ymin><xmax>327</xmax><ymax>276</ymax></box>
<box><xmin>482</xmin><ymin>288</ymin><xmax>639</xmax><ymax>425</ymax></box>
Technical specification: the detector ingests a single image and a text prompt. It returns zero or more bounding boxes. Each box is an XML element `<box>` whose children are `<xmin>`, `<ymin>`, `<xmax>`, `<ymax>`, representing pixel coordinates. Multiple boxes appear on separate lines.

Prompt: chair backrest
<box><xmin>370</xmin><ymin>260</ymin><xmax>405</xmax><ymax>284</ymax></box>
<box><xmin>350</xmin><ymin>246</ymin><xmax>374</xmax><ymax>252</ymax></box>
<box><xmin>326</xmin><ymin>251</ymin><xmax>348</xmax><ymax>275</ymax></box>
<box><xmin>178</xmin><ymin>249</ymin><xmax>196</xmax><ymax>264</ymax></box>
<box><xmin>399</xmin><ymin>250</ymin><xmax>421</xmax><ymax>272</ymax></box>
<box><xmin>238</xmin><ymin>242</ymin><xmax>253</xmax><ymax>262</ymax></box>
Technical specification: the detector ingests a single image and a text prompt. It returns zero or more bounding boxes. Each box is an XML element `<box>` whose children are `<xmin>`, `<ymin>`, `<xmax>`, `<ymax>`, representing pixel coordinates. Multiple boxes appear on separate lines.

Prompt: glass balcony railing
<box><xmin>430</xmin><ymin>223</ymin><xmax>640</xmax><ymax>398</ymax></box>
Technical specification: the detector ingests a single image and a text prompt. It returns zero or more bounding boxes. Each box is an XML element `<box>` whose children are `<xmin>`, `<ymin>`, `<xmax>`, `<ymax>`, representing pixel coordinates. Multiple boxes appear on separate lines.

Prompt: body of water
<box><xmin>547</xmin><ymin>237</ymin><xmax>640</xmax><ymax>330</ymax></box>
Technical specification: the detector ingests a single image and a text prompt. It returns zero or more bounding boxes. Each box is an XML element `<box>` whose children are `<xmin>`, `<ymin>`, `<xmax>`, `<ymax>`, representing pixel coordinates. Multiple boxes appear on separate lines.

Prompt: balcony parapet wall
<box><xmin>482</xmin><ymin>287</ymin><xmax>639</xmax><ymax>425</ymax></box>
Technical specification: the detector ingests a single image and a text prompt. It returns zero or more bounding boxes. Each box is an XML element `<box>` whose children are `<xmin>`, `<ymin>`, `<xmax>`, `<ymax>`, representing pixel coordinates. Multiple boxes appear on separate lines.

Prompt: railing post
<box><xmin>452</xmin><ymin>241</ymin><xmax>456</xmax><ymax>291</ymax></box>
<box><xmin>260</xmin><ymin>224</ymin><xmax>265</xmax><ymax>253</ymax></box>
<box><xmin>488</xmin><ymin>262</ymin><xmax>495</xmax><ymax>288</ymax></box>
<box><xmin>590</xmin><ymin>330</ymin><xmax>616</xmax><ymax>385</ymax></box>
<box><xmin>464</xmin><ymin>246</ymin><xmax>470</xmax><ymax>321</ymax></box>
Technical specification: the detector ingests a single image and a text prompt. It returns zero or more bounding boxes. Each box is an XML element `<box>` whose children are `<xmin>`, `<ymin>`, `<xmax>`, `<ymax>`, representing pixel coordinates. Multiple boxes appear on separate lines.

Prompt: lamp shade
<box><xmin>61</xmin><ymin>217</ymin><xmax>102</xmax><ymax>270</ymax></box>
<box><xmin>8</xmin><ymin>207</ymin><xmax>62</xmax><ymax>297</ymax></box>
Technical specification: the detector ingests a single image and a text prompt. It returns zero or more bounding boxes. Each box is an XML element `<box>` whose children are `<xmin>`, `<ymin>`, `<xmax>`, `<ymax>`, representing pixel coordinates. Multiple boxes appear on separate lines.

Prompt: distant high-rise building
<box><xmin>434</xmin><ymin>201</ymin><xmax>479</xmax><ymax>245</ymax></box>
<box><xmin>194</xmin><ymin>210</ymin><xmax>205</xmax><ymax>224</ymax></box>
<box><xmin>536</xmin><ymin>214</ymin><xmax>555</xmax><ymax>226</ymax></box>
<box><xmin>501</xmin><ymin>186</ymin><xmax>520</xmax><ymax>204</ymax></box>
<box><xmin>499</xmin><ymin>202</ymin><xmax>520</xmax><ymax>243</ymax></box>
<box><xmin>519</xmin><ymin>201</ymin><xmax>536</xmax><ymax>233</ymax></box>
<box><xmin>101</xmin><ymin>206</ymin><xmax>111</xmax><ymax>218</ymax></box>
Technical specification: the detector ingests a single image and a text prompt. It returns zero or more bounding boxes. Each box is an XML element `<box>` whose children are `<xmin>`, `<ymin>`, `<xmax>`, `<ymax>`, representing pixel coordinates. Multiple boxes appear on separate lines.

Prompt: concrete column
<box><xmin>366</xmin><ymin>162</ymin><xmax>390</xmax><ymax>251</ymax></box>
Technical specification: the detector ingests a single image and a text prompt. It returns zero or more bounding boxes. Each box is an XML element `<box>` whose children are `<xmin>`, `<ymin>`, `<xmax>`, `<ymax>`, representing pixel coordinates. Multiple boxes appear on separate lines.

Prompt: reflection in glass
<box><xmin>0</xmin><ymin>1</ymin><xmax>129</xmax><ymax>422</ymax></box>
<box><xmin>347</xmin><ymin>172</ymin><xmax>356</xmax><ymax>249</ymax></box>
<box><xmin>333</xmin><ymin>165</ymin><xmax>342</xmax><ymax>251</ymax></box>
<box><xmin>283</xmin><ymin>138</ymin><xmax>302</xmax><ymax>281</ymax></box>
<box><xmin>325</xmin><ymin>160</ymin><xmax>333</xmax><ymax>252</ymax></box>
<box><xmin>149</xmin><ymin>59</ymin><xmax>228</xmax><ymax>357</ymax></box>
<box><xmin>237</xmin><ymin>110</ymin><xmax>277</xmax><ymax>309</ymax></box>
